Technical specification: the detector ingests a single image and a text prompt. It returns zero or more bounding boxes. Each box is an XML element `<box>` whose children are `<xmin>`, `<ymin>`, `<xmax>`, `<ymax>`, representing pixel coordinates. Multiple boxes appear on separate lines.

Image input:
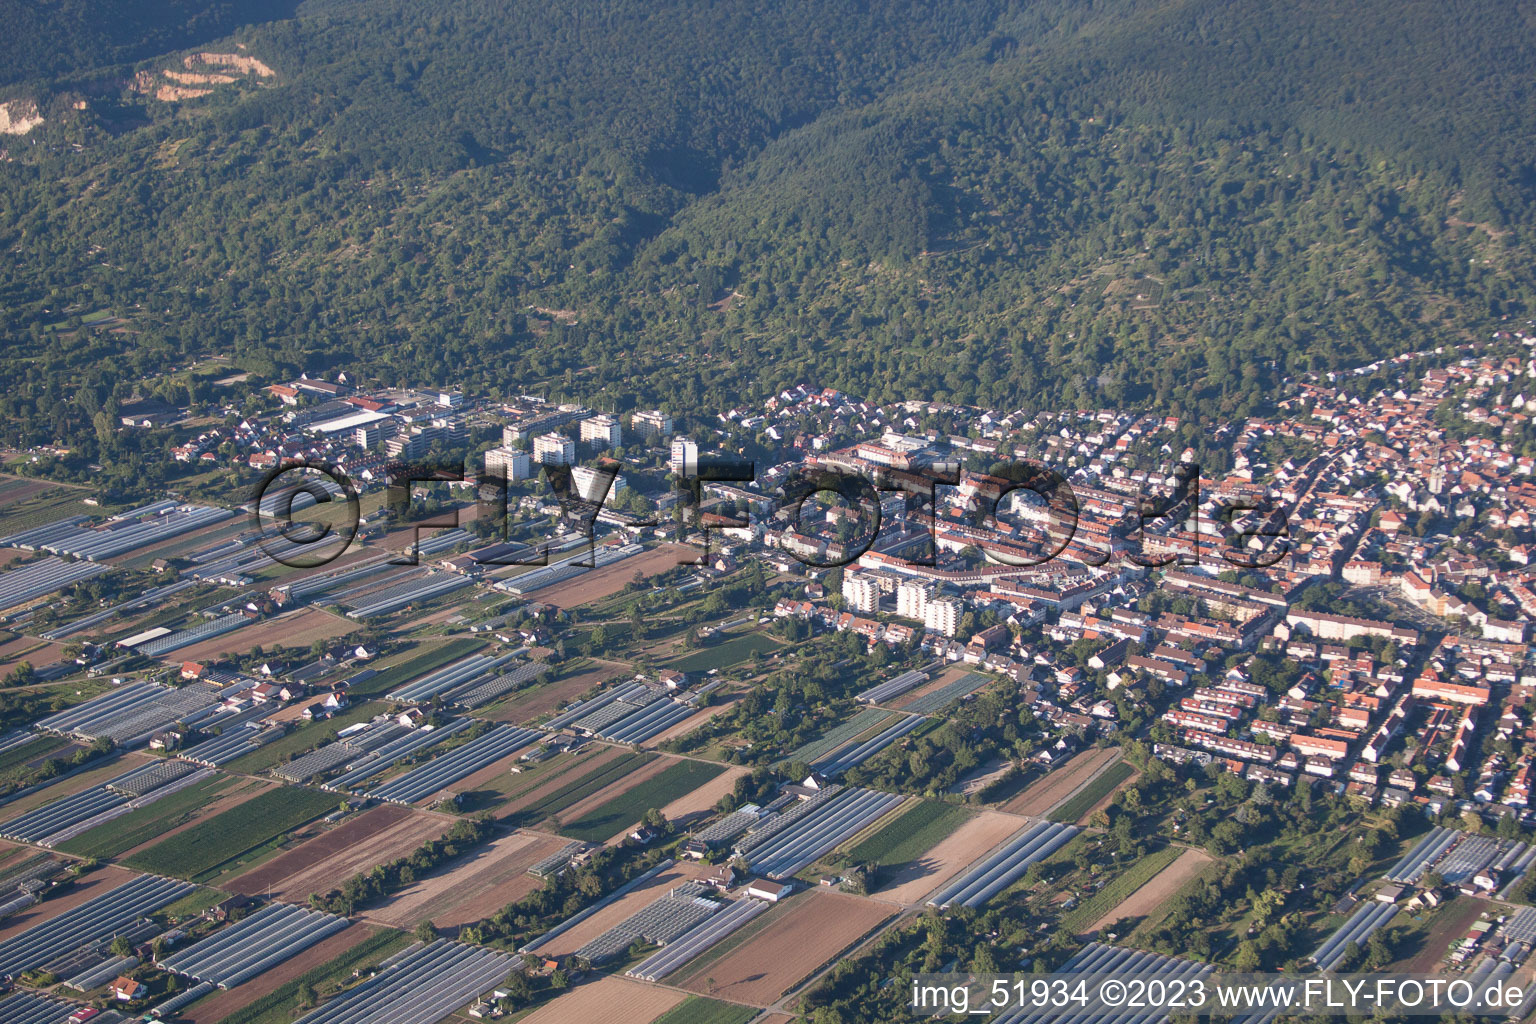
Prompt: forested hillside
<box><xmin>1</xmin><ymin>0</ymin><xmax>1533</xmax><ymax>463</ymax></box>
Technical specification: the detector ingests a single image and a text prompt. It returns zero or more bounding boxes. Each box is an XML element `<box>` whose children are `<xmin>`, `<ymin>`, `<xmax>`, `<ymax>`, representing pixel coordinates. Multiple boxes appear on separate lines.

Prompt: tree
<box><xmin>415</xmin><ymin>920</ymin><xmax>436</xmax><ymax>943</ymax></box>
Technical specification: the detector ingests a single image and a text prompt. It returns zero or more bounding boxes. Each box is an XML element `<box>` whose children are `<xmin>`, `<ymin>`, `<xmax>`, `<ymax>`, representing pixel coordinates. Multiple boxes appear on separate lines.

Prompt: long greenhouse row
<box><xmin>855</xmin><ymin>669</ymin><xmax>929</xmax><ymax>704</ymax></box>
<box><xmin>815</xmin><ymin>713</ymin><xmax>925</xmax><ymax>776</ymax></box>
<box><xmin>498</xmin><ymin>542</ymin><xmax>640</xmax><ymax>595</ymax></box>
<box><xmin>0</xmin><ymin>873</ymin><xmax>194</xmax><ymax>979</ymax></box>
<box><xmin>369</xmin><ymin>725</ymin><xmax>542</xmax><ymax>804</ymax></box>
<box><xmin>33</xmin><ymin>680</ymin><xmax>221</xmax><ymax>749</ymax></box>
<box><xmin>289</xmin><ymin>939</ymin><xmax>520</xmax><ymax>1024</ymax></box>
<box><xmin>344</xmin><ymin>571</ymin><xmax>472</xmax><ymax>618</ymax></box>
<box><xmin>745</xmin><ymin>787</ymin><xmax>907</xmax><ymax>880</ymax></box>
<box><xmin>927</xmin><ymin>821</ymin><xmax>1081</xmax><ymax>909</ymax></box>
<box><xmin>324</xmin><ymin>719</ymin><xmax>475</xmax><ymax>791</ymax></box>
<box><xmin>992</xmin><ymin>942</ymin><xmax>1213</xmax><ymax>1024</ymax></box>
<box><xmin>161</xmin><ymin>901</ymin><xmax>350</xmax><ymax>988</ymax></box>
<box><xmin>1309</xmin><ymin>900</ymin><xmax>1399</xmax><ymax>971</ymax></box>
<box><xmin>0</xmin><ymin>557</ymin><xmax>112</xmax><ymax>615</ymax></box>
<box><xmin>626</xmin><ymin>896</ymin><xmax>768</xmax><ymax>981</ymax></box>
<box><xmin>0</xmin><ymin>503</ymin><xmax>233</xmax><ymax>561</ymax></box>
<box><xmin>0</xmin><ymin>991</ymin><xmax>79</xmax><ymax>1024</ymax></box>
<box><xmin>574</xmin><ymin>881</ymin><xmax>721</xmax><ymax>964</ymax></box>
<box><xmin>386</xmin><ymin>651</ymin><xmax>521</xmax><ymax>703</ymax></box>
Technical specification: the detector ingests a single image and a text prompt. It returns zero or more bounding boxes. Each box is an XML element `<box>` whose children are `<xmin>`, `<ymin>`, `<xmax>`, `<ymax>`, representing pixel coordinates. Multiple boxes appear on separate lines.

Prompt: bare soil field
<box><xmin>482</xmin><ymin>666</ymin><xmax>625</xmax><ymax>724</ymax></box>
<box><xmin>0</xmin><ymin>864</ymin><xmax>138</xmax><ymax>943</ymax></box>
<box><xmin>180</xmin><ymin>923</ymin><xmax>379</xmax><ymax>1024</ymax></box>
<box><xmin>538</xmin><ymin>861</ymin><xmax>709</xmax><ymax>957</ymax></box>
<box><xmin>0</xmin><ymin>549</ymin><xmax>26</xmax><ymax>568</ymax></box>
<box><xmin>366</xmin><ymin>829</ymin><xmax>570</xmax><ymax>929</ymax></box>
<box><xmin>171</xmin><ymin>606</ymin><xmax>356</xmax><ymax>662</ymax></box>
<box><xmin>1083</xmin><ymin>847</ymin><xmax>1213</xmax><ymax>935</ymax></box>
<box><xmin>0</xmin><ymin>633</ymin><xmax>66</xmax><ymax>672</ymax></box>
<box><xmin>539</xmin><ymin>544</ymin><xmax>699</xmax><ymax>609</ymax></box>
<box><xmin>876</xmin><ymin>809</ymin><xmax>1024</xmax><ymax>905</ymax></box>
<box><xmin>678</xmin><ymin>890</ymin><xmax>893</xmax><ymax>1005</ymax></box>
<box><xmin>517</xmin><ymin>974</ymin><xmax>685</xmax><ymax>1024</ymax></box>
<box><xmin>656</xmin><ymin>764</ymin><xmax>746</xmax><ymax>830</ymax></box>
<box><xmin>0</xmin><ymin>752</ymin><xmax>154</xmax><ymax>817</ymax></box>
<box><xmin>1394</xmin><ymin>896</ymin><xmax>1488</xmax><ymax>973</ymax></box>
<box><xmin>228</xmin><ymin>803</ymin><xmax>452</xmax><ymax>899</ymax></box>
<box><xmin>1001</xmin><ymin>746</ymin><xmax>1121</xmax><ymax>816</ymax></box>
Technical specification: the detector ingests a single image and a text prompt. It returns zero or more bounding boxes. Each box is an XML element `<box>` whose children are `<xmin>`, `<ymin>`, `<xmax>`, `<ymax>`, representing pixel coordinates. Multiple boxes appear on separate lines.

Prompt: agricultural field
<box><xmin>667</xmin><ymin>632</ymin><xmax>781</xmax><ymax>674</ymax></box>
<box><xmin>517</xmin><ymin>975</ymin><xmax>687</xmax><ymax>1024</ymax></box>
<box><xmin>1076</xmin><ymin>847</ymin><xmax>1213</xmax><ymax>937</ymax></box>
<box><xmin>226</xmin><ymin>803</ymin><xmax>453</xmax><ymax>899</ymax></box>
<box><xmin>1061</xmin><ymin>845</ymin><xmax>1183</xmax><ymax>935</ymax></box>
<box><xmin>56</xmin><ymin>773</ymin><xmax>255</xmax><ymax>859</ymax></box>
<box><xmin>538</xmin><ymin>543</ymin><xmax>697</xmax><ymax>609</ymax></box>
<box><xmin>499</xmin><ymin>749</ymin><xmax>655</xmax><ymax>829</ymax></box>
<box><xmin>875</xmin><ymin>809</ymin><xmax>1025</xmax><ymax>904</ymax></box>
<box><xmin>651</xmin><ymin>997</ymin><xmax>760</xmax><ymax>1024</ymax></box>
<box><xmin>675</xmin><ymin>890</ymin><xmax>893</xmax><ymax>1005</ymax></box>
<box><xmin>840</xmin><ymin>799</ymin><xmax>971</xmax><ymax>869</ymax></box>
<box><xmin>1052</xmin><ymin>759</ymin><xmax>1136</xmax><ymax>824</ymax></box>
<box><xmin>367</xmin><ymin>828</ymin><xmax>568</xmax><ymax>929</ymax></box>
<box><xmin>171</xmin><ymin>606</ymin><xmax>356</xmax><ymax>662</ymax></box>
<box><xmin>999</xmin><ymin>746</ymin><xmax>1121</xmax><ymax>816</ymax></box>
<box><xmin>559</xmin><ymin>757</ymin><xmax>729</xmax><ymax>842</ymax></box>
<box><xmin>125</xmin><ymin>784</ymin><xmax>340</xmax><ymax>882</ymax></box>
<box><xmin>478</xmin><ymin>664</ymin><xmax>624</xmax><ymax>724</ymax></box>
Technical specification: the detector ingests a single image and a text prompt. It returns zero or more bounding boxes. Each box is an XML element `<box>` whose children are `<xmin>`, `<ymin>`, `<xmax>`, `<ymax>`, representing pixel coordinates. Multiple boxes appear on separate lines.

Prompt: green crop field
<box><xmin>1050</xmin><ymin>759</ymin><xmax>1134</xmax><ymax>823</ymax></box>
<box><xmin>501</xmin><ymin>751</ymin><xmax>653</xmax><ymax>830</ymax></box>
<box><xmin>1059</xmin><ymin>845</ymin><xmax>1182</xmax><ymax>934</ymax></box>
<box><xmin>125</xmin><ymin>784</ymin><xmax>339</xmax><ymax>882</ymax></box>
<box><xmin>559</xmin><ymin>759</ymin><xmax>728</xmax><ymax>842</ymax></box>
<box><xmin>651</xmin><ymin>996</ymin><xmax>759</xmax><ymax>1024</ymax></box>
<box><xmin>0</xmin><ymin>736</ymin><xmax>64</xmax><ymax>777</ymax></box>
<box><xmin>840</xmin><ymin>799</ymin><xmax>970</xmax><ymax>867</ymax></box>
<box><xmin>58</xmin><ymin>775</ymin><xmax>240</xmax><ymax>859</ymax></box>
<box><xmin>668</xmin><ymin>633</ymin><xmax>780</xmax><ymax>673</ymax></box>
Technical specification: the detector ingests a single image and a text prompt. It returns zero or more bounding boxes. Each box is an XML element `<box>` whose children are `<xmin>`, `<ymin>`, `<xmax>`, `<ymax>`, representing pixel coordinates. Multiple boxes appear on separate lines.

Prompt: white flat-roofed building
<box><xmin>670</xmin><ymin>437</ymin><xmax>699</xmax><ymax>475</ymax></box>
<box><xmin>897</xmin><ymin>580</ymin><xmax>932</xmax><ymax>620</ymax></box>
<box><xmin>632</xmin><ymin>409</ymin><xmax>673</xmax><ymax>438</ymax></box>
<box><xmin>580</xmin><ymin>414</ymin><xmax>622</xmax><ymax>449</ymax></box>
<box><xmin>533</xmin><ymin>432</ymin><xmax>576</xmax><ymax>466</ymax></box>
<box><xmin>925</xmin><ymin>596</ymin><xmax>963</xmax><ymax>637</ymax></box>
<box><xmin>842</xmin><ymin>571</ymin><xmax>881</xmax><ymax>614</ymax></box>
<box><xmin>485</xmin><ymin>446</ymin><xmax>534</xmax><ymax>481</ymax></box>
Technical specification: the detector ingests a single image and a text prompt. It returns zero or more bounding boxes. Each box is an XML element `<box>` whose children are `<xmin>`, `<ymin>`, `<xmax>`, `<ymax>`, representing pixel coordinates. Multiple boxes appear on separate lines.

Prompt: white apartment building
<box><xmin>484</xmin><ymin>445</ymin><xmax>533</xmax><ymax>482</ymax></box>
<box><xmin>842</xmin><ymin>571</ymin><xmax>881</xmax><ymax>614</ymax></box>
<box><xmin>670</xmin><ymin>437</ymin><xmax>699</xmax><ymax>475</ymax></box>
<box><xmin>533</xmin><ymin>432</ymin><xmax>576</xmax><ymax>466</ymax></box>
<box><xmin>925</xmin><ymin>597</ymin><xmax>963</xmax><ymax>637</ymax></box>
<box><xmin>580</xmin><ymin>414</ymin><xmax>622</xmax><ymax>449</ymax></box>
<box><xmin>896</xmin><ymin>580</ymin><xmax>933</xmax><ymax>620</ymax></box>
<box><xmin>631</xmin><ymin>409</ymin><xmax>673</xmax><ymax>438</ymax></box>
